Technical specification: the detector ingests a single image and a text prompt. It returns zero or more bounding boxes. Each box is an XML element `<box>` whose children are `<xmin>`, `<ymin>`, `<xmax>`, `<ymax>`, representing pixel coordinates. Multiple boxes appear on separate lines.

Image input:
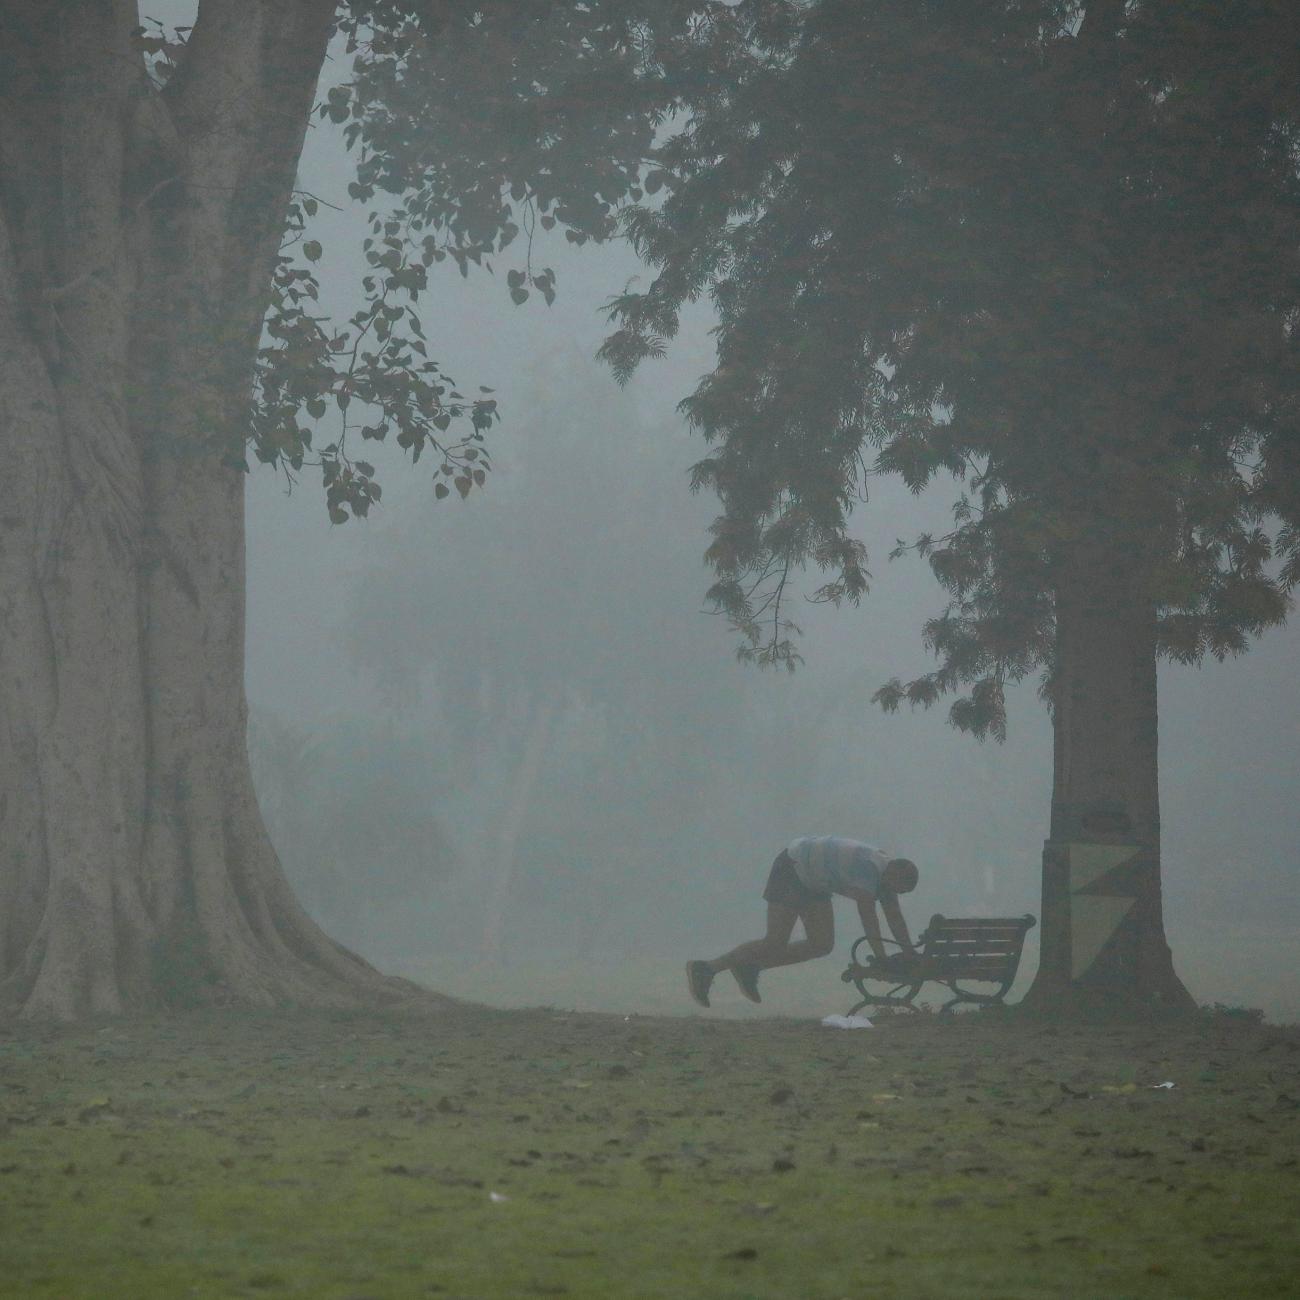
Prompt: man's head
<box><xmin>883</xmin><ymin>858</ymin><xmax>918</xmax><ymax>894</ymax></box>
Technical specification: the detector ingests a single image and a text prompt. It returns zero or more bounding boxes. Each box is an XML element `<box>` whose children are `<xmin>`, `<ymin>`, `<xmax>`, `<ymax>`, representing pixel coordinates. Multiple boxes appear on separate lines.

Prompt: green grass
<box><xmin>1</xmin><ymin>1003</ymin><xmax>1297</xmax><ymax>1298</ymax></box>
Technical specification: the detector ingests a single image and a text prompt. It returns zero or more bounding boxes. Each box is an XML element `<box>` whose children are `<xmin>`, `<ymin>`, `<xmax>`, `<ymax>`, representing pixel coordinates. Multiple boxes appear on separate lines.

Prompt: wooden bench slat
<box><xmin>851</xmin><ymin>958</ymin><xmax>1018</xmax><ymax>977</ymax></box>
<box><xmin>929</xmin><ymin>948</ymin><xmax>1021</xmax><ymax>962</ymax></box>
<box><xmin>928</xmin><ymin>954</ymin><xmax>1016</xmax><ymax>967</ymax></box>
<box><xmin>927</xmin><ymin>915</ymin><xmax>1033</xmax><ymax>923</ymax></box>
<box><xmin>926</xmin><ymin>945</ymin><xmax>1021</xmax><ymax>958</ymax></box>
<box><xmin>928</xmin><ymin>939</ymin><xmax>1025</xmax><ymax>952</ymax></box>
<box><xmin>925</xmin><ymin>961</ymin><xmax>1017</xmax><ymax>979</ymax></box>
<box><xmin>926</xmin><ymin>926</ymin><xmax>1029</xmax><ymax>940</ymax></box>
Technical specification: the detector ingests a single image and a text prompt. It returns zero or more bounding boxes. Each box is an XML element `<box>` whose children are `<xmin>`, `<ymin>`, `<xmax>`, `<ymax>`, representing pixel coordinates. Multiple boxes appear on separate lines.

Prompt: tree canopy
<box><xmin>621</xmin><ymin>0</ymin><xmax>1299</xmax><ymax>733</ymax></box>
<box><xmin>322</xmin><ymin>0</ymin><xmax>1299</xmax><ymax>739</ymax></box>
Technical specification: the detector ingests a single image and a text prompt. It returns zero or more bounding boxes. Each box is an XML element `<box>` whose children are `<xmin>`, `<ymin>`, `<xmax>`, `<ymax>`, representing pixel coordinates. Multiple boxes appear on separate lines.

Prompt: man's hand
<box><xmin>871</xmin><ymin>949</ymin><xmax>921</xmax><ymax>979</ymax></box>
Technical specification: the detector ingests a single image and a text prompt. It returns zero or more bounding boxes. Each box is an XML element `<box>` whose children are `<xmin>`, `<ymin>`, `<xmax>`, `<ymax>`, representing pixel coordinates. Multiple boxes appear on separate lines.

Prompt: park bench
<box><xmin>841</xmin><ymin>913</ymin><xmax>1036</xmax><ymax>1013</ymax></box>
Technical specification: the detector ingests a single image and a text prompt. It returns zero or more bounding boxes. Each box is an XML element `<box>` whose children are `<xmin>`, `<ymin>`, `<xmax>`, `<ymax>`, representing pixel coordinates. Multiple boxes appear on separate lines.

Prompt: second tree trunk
<box><xmin>1026</xmin><ymin>542</ymin><xmax>1193</xmax><ymax>1011</ymax></box>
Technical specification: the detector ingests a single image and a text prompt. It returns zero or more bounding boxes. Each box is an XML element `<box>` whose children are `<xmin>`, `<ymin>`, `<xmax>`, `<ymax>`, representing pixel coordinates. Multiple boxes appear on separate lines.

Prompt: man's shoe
<box><xmin>733</xmin><ymin>964</ymin><xmax>762</xmax><ymax>1004</ymax></box>
<box><xmin>686</xmin><ymin>960</ymin><xmax>714</xmax><ymax>1008</ymax></box>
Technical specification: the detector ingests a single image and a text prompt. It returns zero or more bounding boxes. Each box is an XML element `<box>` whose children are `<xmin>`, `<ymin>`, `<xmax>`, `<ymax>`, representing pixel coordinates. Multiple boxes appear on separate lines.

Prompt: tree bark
<box><xmin>1024</xmin><ymin>541</ymin><xmax>1193</xmax><ymax>1013</ymax></box>
<box><xmin>0</xmin><ymin>0</ymin><xmax>436</xmax><ymax>1017</ymax></box>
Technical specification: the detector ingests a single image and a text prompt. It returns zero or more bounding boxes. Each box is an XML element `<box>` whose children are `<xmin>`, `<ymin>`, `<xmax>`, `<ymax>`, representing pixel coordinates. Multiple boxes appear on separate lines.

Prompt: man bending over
<box><xmin>686</xmin><ymin>836</ymin><xmax>919</xmax><ymax>1007</ymax></box>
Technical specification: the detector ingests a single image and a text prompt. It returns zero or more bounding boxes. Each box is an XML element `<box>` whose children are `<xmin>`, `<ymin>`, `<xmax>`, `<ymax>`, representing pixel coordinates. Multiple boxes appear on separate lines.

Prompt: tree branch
<box><xmin>163</xmin><ymin>0</ymin><xmax>335</xmax><ymax>168</ymax></box>
<box><xmin>0</xmin><ymin>1</ymin><xmax>66</xmax><ymax>361</ymax></box>
<box><xmin>1076</xmin><ymin>0</ymin><xmax>1127</xmax><ymax>51</ymax></box>
<box><xmin>159</xmin><ymin>0</ymin><xmax>336</xmax><ymax>326</ymax></box>
<box><xmin>55</xmin><ymin>0</ymin><xmax>140</xmax><ymax>295</ymax></box>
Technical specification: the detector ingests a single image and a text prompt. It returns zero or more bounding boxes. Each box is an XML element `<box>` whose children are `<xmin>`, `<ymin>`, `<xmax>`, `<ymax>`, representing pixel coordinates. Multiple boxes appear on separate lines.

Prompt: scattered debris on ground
<box><xmin>1</xmin><ymin>1005</ymin><xmax>1296</xmax><ymax>1297</ymax></box>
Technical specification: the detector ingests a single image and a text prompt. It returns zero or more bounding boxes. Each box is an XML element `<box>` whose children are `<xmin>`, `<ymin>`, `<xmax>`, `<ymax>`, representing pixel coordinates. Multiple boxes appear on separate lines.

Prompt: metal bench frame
<box><xmin>841</xmin><ymin>913</ymin><xmax>1036</xmax><ymax>1013</ymax></box>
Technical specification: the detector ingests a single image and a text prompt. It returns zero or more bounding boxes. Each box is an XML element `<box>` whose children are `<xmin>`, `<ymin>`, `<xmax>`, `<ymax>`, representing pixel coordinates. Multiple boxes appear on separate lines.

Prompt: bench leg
<box><xmin>939</xmin><ymin>982</ymin><xmax>1013</xmax><ymax>1012</ymax></box>
<box><xmin>846</xmin><ymin>980</ymin><xmax>923</xmax><ymax>1015</ymax></box>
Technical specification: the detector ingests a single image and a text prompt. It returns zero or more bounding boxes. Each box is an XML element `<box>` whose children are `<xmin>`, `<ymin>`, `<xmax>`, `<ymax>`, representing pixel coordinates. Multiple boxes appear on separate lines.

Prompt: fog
<box><xmin>236</xmin><ymin>26</ymin><xmax>1299</xmax><ymax>1023</ymax></box>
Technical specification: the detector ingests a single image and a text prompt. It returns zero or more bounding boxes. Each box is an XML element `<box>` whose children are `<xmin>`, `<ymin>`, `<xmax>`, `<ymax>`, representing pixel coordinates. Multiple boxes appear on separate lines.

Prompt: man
<box><xmin>686</xmin><ymin>836</ymin><xmax>919</xmax><ymax>1007</ymax></box>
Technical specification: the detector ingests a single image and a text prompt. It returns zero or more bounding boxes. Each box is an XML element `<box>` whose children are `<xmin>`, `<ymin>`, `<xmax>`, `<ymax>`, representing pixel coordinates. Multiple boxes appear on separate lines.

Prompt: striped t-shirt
<box><xmin>787</xmin><ymin>836</ymin><xmax>888</xmax><ymax>896</ymax></box>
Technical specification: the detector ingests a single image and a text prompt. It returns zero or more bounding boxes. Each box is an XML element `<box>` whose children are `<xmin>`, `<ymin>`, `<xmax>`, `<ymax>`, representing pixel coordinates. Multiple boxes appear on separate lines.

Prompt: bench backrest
<box><xmin>919</xmin><ymin>914</ymin><xmax>1036</xmax><ymax>980</ymax></box>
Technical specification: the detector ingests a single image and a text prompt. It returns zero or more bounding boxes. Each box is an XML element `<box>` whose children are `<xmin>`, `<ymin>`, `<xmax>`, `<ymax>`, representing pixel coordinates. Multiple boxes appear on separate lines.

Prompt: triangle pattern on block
<box><xmin>1071</xmin><ymin>895</ymin><xmax>1136</xmax><ymax>979</ymax></box>
<box><xmin>1068</xmin><ymin>843</ymin><xmax>1139</xmax><ymax>895</ymax></box>
<box><xmin>1076</xmin><ymin>853</ymin><xmax>1151</xmax><ymax>898</ymax></box>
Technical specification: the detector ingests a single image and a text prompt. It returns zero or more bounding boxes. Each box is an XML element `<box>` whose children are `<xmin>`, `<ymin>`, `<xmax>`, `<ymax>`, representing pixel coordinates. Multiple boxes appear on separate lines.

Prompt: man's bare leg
<box><xmin>709</xmin><ymin>900</ymin><xmax>835</xmax><ymax>972</ymax></box>
<box><xmin>687</xmin><ymin>902</ymin><xmax>835</xmax><ymax>1007</ymax></box>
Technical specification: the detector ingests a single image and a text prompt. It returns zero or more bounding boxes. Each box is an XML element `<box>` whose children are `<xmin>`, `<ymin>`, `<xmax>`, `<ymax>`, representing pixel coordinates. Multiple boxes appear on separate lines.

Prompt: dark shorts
<box><xmin>762</xmin><ymin>849</ymin><xmax>831</xmax><ymax>910</ymax></box>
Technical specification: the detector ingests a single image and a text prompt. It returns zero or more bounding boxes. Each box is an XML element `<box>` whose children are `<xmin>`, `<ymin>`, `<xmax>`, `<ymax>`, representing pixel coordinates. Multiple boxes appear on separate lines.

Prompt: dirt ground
<box><xmin>1</xmin><ymin>1002</ymin><xmax>1297</xmax><ymax>1299</ymax></box>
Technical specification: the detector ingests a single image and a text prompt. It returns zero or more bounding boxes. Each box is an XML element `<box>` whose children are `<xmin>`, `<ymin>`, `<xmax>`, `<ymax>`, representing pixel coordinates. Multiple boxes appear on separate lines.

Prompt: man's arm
<box><xmin>852</xmin><ymin>893</ymin><xmax>889</xmax><ymax>962</ymax></box>
<box><xmin>880</xmin><ymin>893</ymin><xmax>915</xmax><ymax>955</ymax></box>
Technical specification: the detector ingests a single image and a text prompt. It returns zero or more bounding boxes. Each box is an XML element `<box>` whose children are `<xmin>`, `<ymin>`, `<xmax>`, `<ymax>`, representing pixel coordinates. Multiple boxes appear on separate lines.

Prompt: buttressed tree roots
<box><xmin>0</xmin><ymin>1</ymin><xmax>428</xmax><ymax>1018</ymax></box>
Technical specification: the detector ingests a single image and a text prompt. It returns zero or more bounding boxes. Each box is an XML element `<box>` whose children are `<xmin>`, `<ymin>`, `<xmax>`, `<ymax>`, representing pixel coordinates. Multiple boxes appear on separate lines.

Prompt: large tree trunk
<box><xmin>1024</xmin><ymin>541</ymin><xmax>1193</xmax><ymax>1013</ymax></box>
<box><xmin>0</xmin><ymin>0</ymin><xmax>430</xmax><ymax>1018</ymax></box>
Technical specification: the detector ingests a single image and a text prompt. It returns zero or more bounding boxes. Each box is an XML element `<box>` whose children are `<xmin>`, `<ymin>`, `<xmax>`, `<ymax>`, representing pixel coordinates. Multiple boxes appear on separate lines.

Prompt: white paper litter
<box><xmin>1149</xmin><ymin>1081</ymin><xmax>1176</xmax><ymax>1089</ymax></box>
<box><xmin>820</xmin><ymin>1013</ymin><xmax>875</xmax><ymax>1030</ymax></box>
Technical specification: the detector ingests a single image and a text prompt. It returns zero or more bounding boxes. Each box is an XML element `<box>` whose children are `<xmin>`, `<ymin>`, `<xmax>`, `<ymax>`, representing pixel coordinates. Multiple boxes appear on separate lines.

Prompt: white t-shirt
<box><xmin>787</xmin><ymin>836</ymin><xmax>888</xmax><ymax>895</ymax></box>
